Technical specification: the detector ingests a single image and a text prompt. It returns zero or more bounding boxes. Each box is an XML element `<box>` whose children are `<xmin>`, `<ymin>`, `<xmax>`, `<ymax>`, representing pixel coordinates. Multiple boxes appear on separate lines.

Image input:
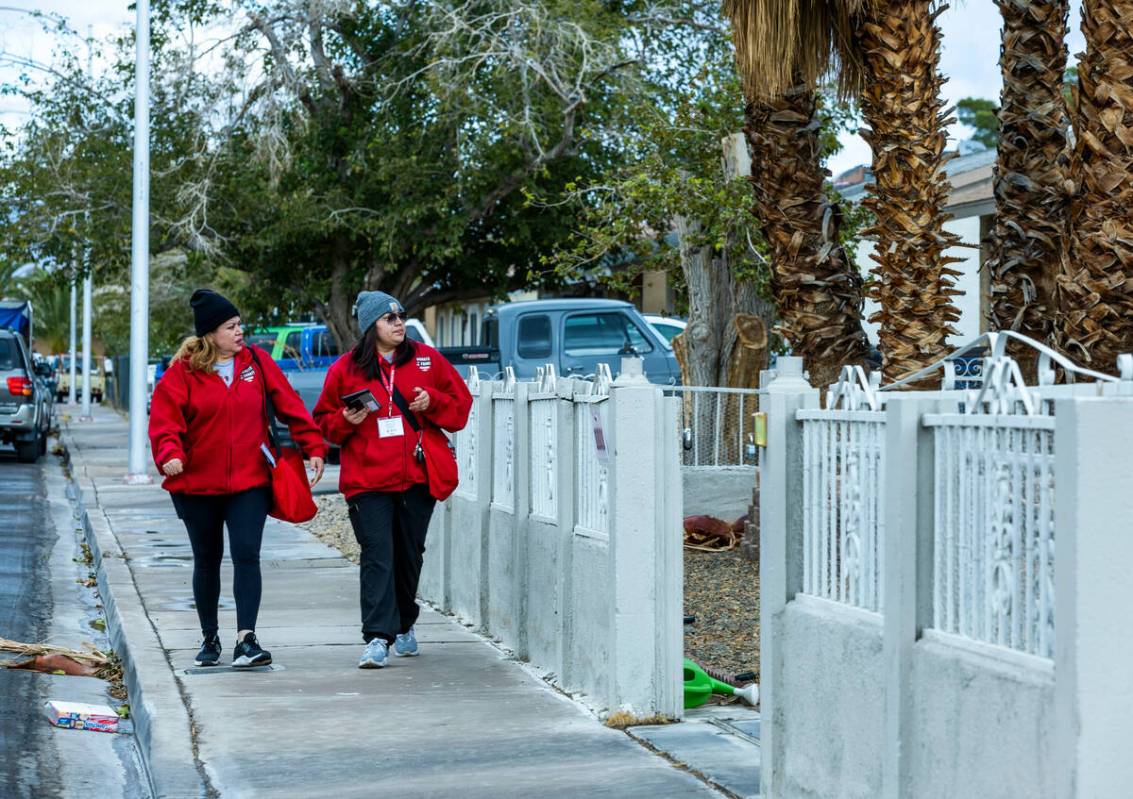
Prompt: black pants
<box><xmin>347</xmin><ymin>484</ymin><xmax>436</xmax><ymax>644</ymax></box>
<box><xmin>170</xmin><ymin>487</ymin><xmax>271</xmax><ymax>635</ymax></box>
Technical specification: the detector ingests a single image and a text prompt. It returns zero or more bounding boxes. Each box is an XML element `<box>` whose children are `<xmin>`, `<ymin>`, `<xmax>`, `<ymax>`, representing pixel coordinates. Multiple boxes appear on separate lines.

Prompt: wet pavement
<box><xmin>0</xmin><ymin>434</ymin><xmax>150</xmax><ymax>798</ymax></box>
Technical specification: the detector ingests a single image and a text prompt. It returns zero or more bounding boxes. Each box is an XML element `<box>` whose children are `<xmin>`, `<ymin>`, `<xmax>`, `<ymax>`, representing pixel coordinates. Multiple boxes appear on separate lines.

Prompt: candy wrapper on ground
<box><xmin>43</xmin><ymin>700</ymin><xmax>120</xmax><ymax>733</ymax></box>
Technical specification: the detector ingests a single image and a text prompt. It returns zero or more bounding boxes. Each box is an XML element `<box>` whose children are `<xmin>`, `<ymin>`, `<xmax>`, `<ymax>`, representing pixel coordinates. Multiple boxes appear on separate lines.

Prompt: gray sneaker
<box><xmin>359</xmin><ymin>638</ymin><xmax>389</xmax><ymax>669</ymax></box>
<box><xmin>393</xmin><ymin>627</ymin><xmax>419</xmax><ymax>657</ymax></box>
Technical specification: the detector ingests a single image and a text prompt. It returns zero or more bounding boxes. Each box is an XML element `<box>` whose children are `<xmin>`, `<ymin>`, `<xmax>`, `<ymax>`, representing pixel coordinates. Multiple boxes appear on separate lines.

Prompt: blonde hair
<box><xmin>173</xmin><ymin>334</ymin><xmax>223</xmax><ymax>372</ymax></box>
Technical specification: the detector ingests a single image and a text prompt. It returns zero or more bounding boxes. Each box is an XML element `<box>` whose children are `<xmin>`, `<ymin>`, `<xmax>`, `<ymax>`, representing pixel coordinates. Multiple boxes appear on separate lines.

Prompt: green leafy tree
<box><xmin>957</xmin><ymin>97</ymin><xmax>1000</xmax><ymax>149</ymax></box>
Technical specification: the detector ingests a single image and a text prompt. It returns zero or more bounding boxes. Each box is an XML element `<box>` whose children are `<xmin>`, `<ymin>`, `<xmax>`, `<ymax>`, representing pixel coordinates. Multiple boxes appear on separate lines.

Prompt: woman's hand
<box><xmin>307</xmin><ymin>456</ymin><xmax>325</xmax><ymax>487</ymax></box>
<box><xmin>343</xmin><ymin>406</ymin><xmax>370</xmax><ymax>425</ymax></box>
<box><xmin>409</xmin><ymin>387</ymin><xmax>430</xmax><ymax>413</ymax></box>
<box><xmin>162</xmin><ymin>458</ymin><xmax>184</xmax><ymax>476</ymax></box>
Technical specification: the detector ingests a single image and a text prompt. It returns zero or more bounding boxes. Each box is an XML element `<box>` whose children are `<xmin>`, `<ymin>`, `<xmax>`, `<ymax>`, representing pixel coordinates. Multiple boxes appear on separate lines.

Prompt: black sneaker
<box><xmin>232</xmin><ymin>632</ymin><xmax>272</xmax><ymax>668</ymax></box>
<box><xmin>194</xmin><ymin>634</ymin><xmax>222</xmax><ymax>667</ymax></box>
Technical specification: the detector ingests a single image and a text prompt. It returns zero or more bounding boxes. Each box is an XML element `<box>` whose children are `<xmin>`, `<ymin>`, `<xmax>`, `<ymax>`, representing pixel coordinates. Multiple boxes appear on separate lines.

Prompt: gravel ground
<box><xmin>683</xmin><ymin>549</ymin><xmax>760</xmax><ymax>683</ymax></box>
<box><xmin>302</xmin><ymin>495</ymin><xmax>360</xmax><ymax>563</ymax></box>
<box><xmin>302</xmin><ymin>496</ymin><xmax>760</xmax><ymax>682</ymax></box>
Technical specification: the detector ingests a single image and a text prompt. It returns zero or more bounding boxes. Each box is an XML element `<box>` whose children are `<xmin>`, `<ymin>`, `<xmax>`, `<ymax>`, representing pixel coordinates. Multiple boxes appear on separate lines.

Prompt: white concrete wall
<box><xmin>758</xmin><ymin>362</ymin><xmax>1133</xmax><ymax>799</ymax></box>
<box><xmin>780</xmin><ymin>598</ymin><xmax>885</xmax><ymax>799</ymax></box>
<box><xmin>908</xmin><ymin>634</ymin><xmax>1055</xmax><ymax>799</ymax></box>
<box><xmin>681</xmin><ymin>468</ymin><xmax>753</xmax><ymax>520</ymax></box>
<box><xmin>419</xmin><ymin>369</ymin><xmax>684</xmax><ymax>718</ymax></box>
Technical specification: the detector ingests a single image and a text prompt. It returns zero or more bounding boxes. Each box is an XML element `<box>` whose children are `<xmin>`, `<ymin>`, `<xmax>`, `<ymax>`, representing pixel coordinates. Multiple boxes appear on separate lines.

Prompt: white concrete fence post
<box><xmin>607</xmin><ymin>361</ymin><xmax>683</xmax><ymax>717</ymax></box>
<box><xmin>758</xmin><ymin>357</ymin><xmax>819</xmax><ymax>796</ymax></box>
<box><xmin>881</xmin><ymin>395</ymin><xmax>940</xmax><ymax>799</ymax></box>
<box><xmin>1053</xmin><ymin>397</ymin><xmax>1133</xmax><ymax>799</ymax></box>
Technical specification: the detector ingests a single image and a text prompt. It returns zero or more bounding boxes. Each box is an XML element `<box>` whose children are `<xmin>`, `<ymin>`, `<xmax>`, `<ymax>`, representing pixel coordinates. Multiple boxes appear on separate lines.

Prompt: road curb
<box><xmin>62</xmin><ymin>429</ymin><xmax>207</xmax><ymax>799</ymax></box>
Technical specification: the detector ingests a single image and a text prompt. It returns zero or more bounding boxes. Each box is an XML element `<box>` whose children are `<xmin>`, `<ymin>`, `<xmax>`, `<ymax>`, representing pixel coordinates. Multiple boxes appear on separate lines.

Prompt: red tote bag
<box><xmin>249</xmin><ymin>349</ymin><xmax>317</xmax><ymax>523</ymax></box>
<box><xmin>267</xmin><ymin>446</ymin><xmax>317</xmax><ymax>523</ymax></box>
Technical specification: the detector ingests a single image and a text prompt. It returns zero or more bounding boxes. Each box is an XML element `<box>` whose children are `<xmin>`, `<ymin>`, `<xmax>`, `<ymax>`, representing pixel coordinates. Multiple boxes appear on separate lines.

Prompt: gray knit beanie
<box><xmin>353</xmin><ymin>291</ymin><xmax>403</xmax><ymax>334</ymax></box>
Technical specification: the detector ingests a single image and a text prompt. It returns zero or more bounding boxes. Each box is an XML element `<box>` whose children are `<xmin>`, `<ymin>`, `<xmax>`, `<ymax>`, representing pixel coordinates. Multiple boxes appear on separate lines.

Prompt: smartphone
<box><xmin>341</xmin><ymin>389</ymin><xmax>379</xmax><ymax>413</ymax></box>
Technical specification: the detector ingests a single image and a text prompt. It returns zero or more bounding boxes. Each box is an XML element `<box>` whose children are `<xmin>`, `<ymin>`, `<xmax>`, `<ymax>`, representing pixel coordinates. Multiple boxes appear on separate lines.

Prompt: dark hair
<box><xmin>351</xmin><ymin>325</ymin><xmax>417</xmax><ymax>380</ymax></box>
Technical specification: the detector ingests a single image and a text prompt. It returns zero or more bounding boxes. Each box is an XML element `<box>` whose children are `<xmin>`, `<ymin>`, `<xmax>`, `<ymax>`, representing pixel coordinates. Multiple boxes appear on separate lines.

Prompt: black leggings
<box><xmin>171</xmin><ymin>488</ymin><xmax>271</xmax><ymax>635</ymax></box>
<box><xmin>347</xmin><ymin>484</ymin><xmax>436</xmax><ymax>644</ymax></box>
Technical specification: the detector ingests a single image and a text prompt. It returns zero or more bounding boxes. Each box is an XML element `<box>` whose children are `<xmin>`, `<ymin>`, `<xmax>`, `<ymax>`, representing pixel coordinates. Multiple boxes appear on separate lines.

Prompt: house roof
<box><xmin>837</xmin><ymin>147</ymin><xmax>996</xmax><ymax>219</ymax></box>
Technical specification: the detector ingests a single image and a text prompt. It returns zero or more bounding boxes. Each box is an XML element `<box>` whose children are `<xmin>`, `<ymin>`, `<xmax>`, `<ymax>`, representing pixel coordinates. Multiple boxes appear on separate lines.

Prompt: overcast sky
<box><xmin>0</xmin><ymin>0</ymin><xmax>1088</xmax><ymax>174</ymax></box>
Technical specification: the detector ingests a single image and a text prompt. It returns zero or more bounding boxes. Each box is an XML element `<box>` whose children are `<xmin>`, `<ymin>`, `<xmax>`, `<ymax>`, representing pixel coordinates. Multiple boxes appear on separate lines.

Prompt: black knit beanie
<box><xmin>190</xmin><ymin>289</ymin><xmax>240</xmax><ymax>337</ymax></box>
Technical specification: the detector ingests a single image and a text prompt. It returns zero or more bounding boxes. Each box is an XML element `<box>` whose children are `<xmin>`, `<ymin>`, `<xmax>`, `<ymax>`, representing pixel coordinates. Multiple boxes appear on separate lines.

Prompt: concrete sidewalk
<box><xmin>64</xmin><ymin>406</ymin><xmax>722</xmax><ymax>798</ymax></box>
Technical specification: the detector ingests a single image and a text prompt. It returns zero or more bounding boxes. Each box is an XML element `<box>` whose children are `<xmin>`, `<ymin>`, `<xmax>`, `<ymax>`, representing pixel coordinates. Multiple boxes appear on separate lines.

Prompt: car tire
<box><xmin>38</xmin><ymin>433</ymin><xmax>48</xmax><ymax>455</ymax></box>
<box><xmin>16</xmin><ymin>435</ymin><xmax>40</xmax><ymax>463</ymax></box>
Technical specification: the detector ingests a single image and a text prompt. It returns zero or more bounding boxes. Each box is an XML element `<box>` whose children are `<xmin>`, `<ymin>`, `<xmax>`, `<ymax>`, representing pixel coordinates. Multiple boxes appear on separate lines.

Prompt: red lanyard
<box><xmin>379</xmin><ymin>362</ymin><xmax>396</xmax><ymax>416</ymax></box>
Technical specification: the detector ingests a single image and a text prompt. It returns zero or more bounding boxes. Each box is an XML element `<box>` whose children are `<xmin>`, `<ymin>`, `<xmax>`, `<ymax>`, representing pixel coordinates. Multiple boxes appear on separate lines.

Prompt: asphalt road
<box><xmin>0</xmin><ymin>441</ymin><xmax>150</xmax><ymax>798</ymax></box>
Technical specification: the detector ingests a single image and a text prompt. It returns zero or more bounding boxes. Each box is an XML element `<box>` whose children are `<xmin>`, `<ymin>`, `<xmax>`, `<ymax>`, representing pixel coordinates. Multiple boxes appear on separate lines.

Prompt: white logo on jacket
<box><xmin>240</xmin><ymin>366</ymin><xmax>256</xmax><ymax>382</ymax></box>
<box><xmin>416</xmin><ymin>356</ymin><xmax>431</xmax><ymax>372</ymax></box>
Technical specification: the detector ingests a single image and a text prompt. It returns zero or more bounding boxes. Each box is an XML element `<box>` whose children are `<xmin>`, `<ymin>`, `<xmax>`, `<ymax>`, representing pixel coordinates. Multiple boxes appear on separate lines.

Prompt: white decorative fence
<box><xmin>798</xmin><ymin>369</ymin><xmax>887</xmax><ymax>612</ymax></box>
<box><xmin>925</xmin><ymin>408</ymin><xmax>1056</xmax><ymax>658</ymax></box>
<box><xmin>418</xmin><ymin>360</ymin><xmax>683</xmax><ymax>719</ymax></box>
<box><xmin>760</xmin><ymin>336</ymin><xmax>1133</xmax><ymax>799</ymax></box>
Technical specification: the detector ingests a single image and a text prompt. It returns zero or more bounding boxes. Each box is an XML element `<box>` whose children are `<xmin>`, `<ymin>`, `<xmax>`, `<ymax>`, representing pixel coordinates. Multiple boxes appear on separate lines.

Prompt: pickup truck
<box><xmin>441</xmin><ymin>298</ymin><xmax>681</xmax><ymax>385</ymax></box>
<box><xmin>54</xmin><ymin>355</ymin><xmax>106</xmax><ymax>403</ymax></box>
<box><xmin>249</xmin><ymin>322</ymin><xmax>434</xmax><ymax>372</ymax></box>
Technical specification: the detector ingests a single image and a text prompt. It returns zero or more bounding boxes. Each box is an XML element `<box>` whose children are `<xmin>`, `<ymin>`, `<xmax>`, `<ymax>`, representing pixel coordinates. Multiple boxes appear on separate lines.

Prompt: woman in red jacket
<box><xmin>314</xmin><ymin>291</ymin><xmax>471</xmax><ymax>669</ymax></box>
<box><xmin>149</xmin><ymin>289</ymin><xmax>326</xmax><ymax>669</ymax></box>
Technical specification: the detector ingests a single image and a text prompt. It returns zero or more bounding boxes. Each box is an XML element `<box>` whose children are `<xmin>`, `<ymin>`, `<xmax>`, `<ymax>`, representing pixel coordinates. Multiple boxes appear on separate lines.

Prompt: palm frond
<box><xmin>723</xmin><ymin>0</ymin><xmax>870</xmax><ymax>100</ymax></box>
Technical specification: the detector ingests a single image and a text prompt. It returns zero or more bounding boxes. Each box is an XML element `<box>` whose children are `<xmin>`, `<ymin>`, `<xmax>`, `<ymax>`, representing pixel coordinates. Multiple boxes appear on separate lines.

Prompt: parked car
<box><xmin>0</xmin><ymin>330</ymin><xmax>53</xmax><ymax>462</ymax></box>
<box><xmin>642</xmin><ymin>314</ymin><xmax>686</xmax><ymax>346</ymax></box>
<box><xmin>250</xmin><ymin>321</ymin><xmax>433</xmax><ymax>371</ymax></box>
<box><xmin>440</xmin><ymin>298</ymin><xmax>681</xmax><ymax>384</ymax></box>
<box><xmin>55</xmin><ymin>355</ymin><xmax>106</xmax><ymax>403</ymax></box>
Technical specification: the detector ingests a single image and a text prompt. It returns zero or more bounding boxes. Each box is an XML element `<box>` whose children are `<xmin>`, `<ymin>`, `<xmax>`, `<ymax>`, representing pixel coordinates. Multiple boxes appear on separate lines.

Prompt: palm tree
<box><xmin>986</xmin><ymin>0</ymin><xmax>1071</xmax><ymax>380</ymax></box>
<box><xmin>725</xmin><ymin>0</ymin><xmax>962</xmax><ymax>386</ymax></box>
<box><xmin>1055</xmin><ymin>0</ymin><xmax>1133</xmax><ymax>371</ymax></box>
<box><xmin>743</xmin><ymin>87</ymin><xmax>871</xmax><ymax>391</ymax></box>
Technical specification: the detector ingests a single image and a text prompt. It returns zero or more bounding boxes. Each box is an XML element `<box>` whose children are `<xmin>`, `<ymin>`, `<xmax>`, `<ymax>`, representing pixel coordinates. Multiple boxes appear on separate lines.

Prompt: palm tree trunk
<box><xmin>987</xmin><ymin>0</ymin><xmax>1070</xmax><ymax>381</ymax></box>
<box><xmin>1055</xmin><ymin>0</ymin><xmax>1133</xmax><ymax>372</ymax></box>
<box><xmin>743</xmin><ymin>87</ymin><xmax>871</xmax><ymax>392</ymax></box>
<box><xmin>854</xmin><ymin>0</ymin><xmax>963</xmax><ymax>387</ymax></box>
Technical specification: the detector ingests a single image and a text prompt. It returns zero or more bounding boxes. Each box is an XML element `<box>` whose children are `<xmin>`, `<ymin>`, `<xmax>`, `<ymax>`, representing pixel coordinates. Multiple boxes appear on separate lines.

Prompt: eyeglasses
<box><xmin>381</xmin><ymin>312</ymin><xmax>408</xmax><ymax>324</ymax></box>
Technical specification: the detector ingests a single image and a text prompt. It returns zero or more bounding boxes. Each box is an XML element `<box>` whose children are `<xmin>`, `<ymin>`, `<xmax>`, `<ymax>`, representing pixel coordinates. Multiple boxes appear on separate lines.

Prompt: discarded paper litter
<box><xmin>44</xmin><ymin>700</ymin><xmax>120</xmax><ymax>733</ymax></box>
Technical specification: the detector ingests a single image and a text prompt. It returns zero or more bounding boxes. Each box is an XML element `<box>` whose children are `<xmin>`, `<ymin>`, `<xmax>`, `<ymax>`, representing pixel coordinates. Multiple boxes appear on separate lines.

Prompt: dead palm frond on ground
<box><xmin>1056</xmin><ymin>0</ymin><xmax>1133</xmax><ymax>371</ymax></box>
<box><xmin>986</xmin><ymin>0</ymin><xmax>1071</xmax><ymax>381</ymax></box>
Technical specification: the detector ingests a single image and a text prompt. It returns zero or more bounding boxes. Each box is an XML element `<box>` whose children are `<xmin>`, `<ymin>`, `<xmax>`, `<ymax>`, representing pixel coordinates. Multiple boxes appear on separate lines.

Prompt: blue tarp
<box><xmin>0</xmin><ymin>301</ymin><xmax>31</xmax><ymax>339</ymax></box>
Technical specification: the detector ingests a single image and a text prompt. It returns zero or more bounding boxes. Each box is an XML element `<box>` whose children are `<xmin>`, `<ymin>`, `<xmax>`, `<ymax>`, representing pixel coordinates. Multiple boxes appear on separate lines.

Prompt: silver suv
<box><xmin>0</xmin><ymin>330</ymin><xmax>53</xmax><ymax>462</ymax></box>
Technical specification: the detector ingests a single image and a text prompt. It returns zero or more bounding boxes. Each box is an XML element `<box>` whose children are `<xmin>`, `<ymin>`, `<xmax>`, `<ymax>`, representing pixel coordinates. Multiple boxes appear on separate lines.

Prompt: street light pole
<box><xmin>125</xmin><ymin>0</ymin><xmax>151</xmax><ymax>483</ymax></box>
<box><xmin>68</xmin><ymin>273</ymin><xmax>76</xmax><ymax>405</ymax></box>
<box><xmin>80</xmin><ymin>26</ymin><xmax>93</xmax><ymax>422</ymax></box>
<box><xmin>80</xmin><ymin>268</ymin><xmax>93</xmax><ymax>420</ymax></box>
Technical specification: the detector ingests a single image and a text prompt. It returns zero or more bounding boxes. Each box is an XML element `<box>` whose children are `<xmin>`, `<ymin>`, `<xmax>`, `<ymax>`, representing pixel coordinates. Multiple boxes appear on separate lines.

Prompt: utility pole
<box><xmin>80</xmin><ymin>267</ymin><xmax>93</xmax><ymax>420</ymax></box>
<box><xmin>68</xmin><ymin>271</ymin><xmax>77</xmax><ymax>405</ymax></box>
<box><xmin>125</xmin><ymin>0</ymin><xmax>152</xmax><ymax>484</ymax></box>
<box><xmin>80</xmin><ymin>26</ymin><xmax>94</xmax><ymax>422</ymax></box>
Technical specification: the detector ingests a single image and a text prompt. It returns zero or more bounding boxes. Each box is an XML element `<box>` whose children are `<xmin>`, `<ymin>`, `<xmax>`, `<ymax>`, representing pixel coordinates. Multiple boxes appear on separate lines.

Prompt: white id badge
<box><xmin>378</xmin><ymin>416</ymin><xmax>404</xmax><ymax>438</ymax></box>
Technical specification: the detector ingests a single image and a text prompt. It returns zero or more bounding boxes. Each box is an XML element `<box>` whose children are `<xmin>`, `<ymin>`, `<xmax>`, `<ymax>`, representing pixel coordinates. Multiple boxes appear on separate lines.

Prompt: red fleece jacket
<box><xmin>148</xmin><ymin>345</ymin><xmax>326</xmax><ymax>495</ymax></box>
<box><xmin>313</xmin><ymin>343</ymin><xmax>472</xmax><ymax>499</ymax></box>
